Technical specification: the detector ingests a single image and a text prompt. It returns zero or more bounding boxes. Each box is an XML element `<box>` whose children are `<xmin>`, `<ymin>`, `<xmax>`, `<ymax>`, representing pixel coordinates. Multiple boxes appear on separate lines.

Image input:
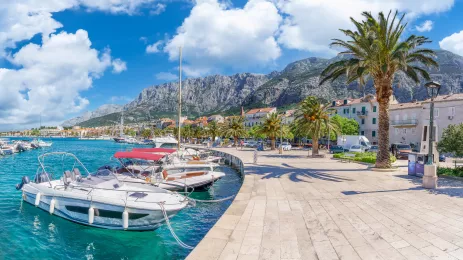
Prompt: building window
<box><xmin>372</xmin><ymin>131</ymin><xmax>376</xmax><ymax>137</ymax></box>
<box><xmin>372</xmin><ymin>118</ymin><xmax>376</xmax><ymax>124</ymax></box>
<box><xmin>361</xmin><ymin>118</ymin><xmax>365</xmax><ymax>125</ymax></box>
<box><xmin>435</xmin><ymin>108</ymin><xmax>439</xmax><ymax>118</ymax></box>
<box><xmin>352</xmin><ymin>108</ymin><xmax>356</xmax><ymax>114</ymax></box>
<box><xmin>362</xmin><ymin>106</ymin><xmax>366</xmax><ymax>113</ymax></box>
<box><xmin>361</xmin><ymin>131</ymin><xmax>364</xmax><ymax>135</ymax></box>
<box><xmin>450</xmin><ymin>107</ymin><xmax>456</xmax><ymax>116</ymax></box>
<box><xmin>373</xmin><ymin>106</ymin><xmax>377</xmax><ymax>112</ymax></box>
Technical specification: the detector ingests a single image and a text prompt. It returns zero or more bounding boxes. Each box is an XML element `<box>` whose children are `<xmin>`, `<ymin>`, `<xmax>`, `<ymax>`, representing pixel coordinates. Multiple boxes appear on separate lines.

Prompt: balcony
<box><xmin>390</xmin><ymin>119</ymin><xmax>418</xmax><ymax>128</ymax></box>
<box><xmin>356</xmin><ymin>111</ymin><xmax>368</xmax><ymax>118</ymax></box>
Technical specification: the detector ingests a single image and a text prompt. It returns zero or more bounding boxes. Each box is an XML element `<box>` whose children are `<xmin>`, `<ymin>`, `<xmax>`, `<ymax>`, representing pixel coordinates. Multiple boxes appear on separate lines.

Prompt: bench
<box><xmin>340</xmin><ymin>153</ymin><xmax>355</xmax><ymax>163</ymax></box>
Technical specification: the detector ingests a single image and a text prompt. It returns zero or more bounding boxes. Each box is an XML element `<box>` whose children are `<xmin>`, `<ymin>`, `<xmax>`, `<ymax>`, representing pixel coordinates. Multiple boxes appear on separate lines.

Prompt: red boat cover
<box><xmin>114</xmin><ymin>151</ymin><xmax>165</xmax><ymax>161</ymax></box>
<box><xmin>132</xmin><ymin>148</ymin><xmax>176</xmax><ymax>153</ymax></box>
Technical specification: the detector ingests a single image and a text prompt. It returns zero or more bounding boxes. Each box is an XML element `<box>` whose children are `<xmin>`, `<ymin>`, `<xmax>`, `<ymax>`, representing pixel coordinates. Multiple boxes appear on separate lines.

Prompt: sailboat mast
<box><xmin>178</xmin><ymin>46</ymin><xmax>182</xmax><ymax>150</ymax></box>
<box><xmin>120</xmin><ymin>110</ymin><xmax>124</xmax><ymax>137</ymax></box>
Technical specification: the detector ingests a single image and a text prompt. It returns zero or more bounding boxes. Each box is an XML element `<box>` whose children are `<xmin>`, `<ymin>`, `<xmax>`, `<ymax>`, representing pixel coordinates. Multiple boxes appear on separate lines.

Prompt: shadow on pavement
<box><xmin>245</xmin><ymin>163</ymin><xmax>354</xmax><ymax>183</ymax></box>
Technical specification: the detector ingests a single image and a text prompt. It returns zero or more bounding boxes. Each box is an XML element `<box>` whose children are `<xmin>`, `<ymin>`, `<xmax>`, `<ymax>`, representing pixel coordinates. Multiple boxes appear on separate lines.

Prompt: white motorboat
<box><xmin>152</xmin><ymin>136</ymin><xmax>178</xmax><ymax>149</ymax></box>
<box><xmin>31</xmin><ymin>139</ymin><xmax>52</xmax><ymax>147</ymax></box>
<box><xmin>16</xmin><ymin>152</ymin><xmax>189</xmax><ymax>231</ymax></box>
<box><xmin>113</xmin><ymin>150</ymin><xmax>225</xmax><ymax>191</ymax></box>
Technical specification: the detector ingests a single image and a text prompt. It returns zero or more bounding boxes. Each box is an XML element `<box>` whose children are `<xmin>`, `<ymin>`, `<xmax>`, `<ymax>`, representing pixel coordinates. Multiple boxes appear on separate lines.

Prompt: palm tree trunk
<box><xmin>312</xmin><ymin>137</ymin><xmax>319</xmax><ymax>156</ymax></box>
<box><xmin>375</xmin><ymin>79</ymin><xmax>392</xmax><ymax>168</ymax></box>
<box><xmin>271</xmin><ymin>137</ymin><xmax>275</xmax><ymax>150</ymax></box>
<box><xmin>234</xmin><ymin>136</ymin><xmax>238</xmax><ymax>146</ymax></box>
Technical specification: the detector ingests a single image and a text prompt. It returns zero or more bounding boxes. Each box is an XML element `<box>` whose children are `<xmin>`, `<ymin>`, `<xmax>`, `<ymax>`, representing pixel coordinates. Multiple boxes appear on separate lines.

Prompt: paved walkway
<box><xmin>187</xmin><ymin>149</ymin><xmax>463</xmax><ymax>260</ymax></box>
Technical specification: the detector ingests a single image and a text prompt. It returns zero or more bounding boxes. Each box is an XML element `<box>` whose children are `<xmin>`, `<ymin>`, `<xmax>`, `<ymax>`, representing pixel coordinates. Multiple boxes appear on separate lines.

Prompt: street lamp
<box><xmin>424</xmin><ymin>81</ymin><xmax>441</xmax><ymax>165</ymax></box>
<box><xmin>279</xmin><ymin>119</ymin><xmax>284</xmax><ymax>154</ymax></box>
<box><xmin>423</xmin><ymin>81</ymin><xmax>441</xmax><ymax>189</ymax></box>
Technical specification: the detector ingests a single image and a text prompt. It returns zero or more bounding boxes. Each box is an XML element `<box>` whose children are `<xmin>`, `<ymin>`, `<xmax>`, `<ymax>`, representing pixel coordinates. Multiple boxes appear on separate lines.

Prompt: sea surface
<box><xmin>0</xmin><ymin>138</ymin><xmax>242</xmax><ymax>260</ymax></box>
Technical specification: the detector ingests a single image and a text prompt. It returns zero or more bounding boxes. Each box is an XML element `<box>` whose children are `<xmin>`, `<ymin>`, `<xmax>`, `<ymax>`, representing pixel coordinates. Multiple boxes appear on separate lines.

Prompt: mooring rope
<box><xmin>187</xmin><ymin>195</ymin><xmax>236</xmax><ymax>203</ymax></box>
<box><xmin>158</xmin><ymin>202</ymin><xmax>195</xmax><ymax>250</ymax></box>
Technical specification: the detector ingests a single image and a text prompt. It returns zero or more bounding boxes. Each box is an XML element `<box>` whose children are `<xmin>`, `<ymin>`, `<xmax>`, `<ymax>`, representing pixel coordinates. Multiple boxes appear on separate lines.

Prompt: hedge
<box><xmin>333</xmin><ymin>152</ymin><xmax>397</xmax><ymax>164</ymax></box>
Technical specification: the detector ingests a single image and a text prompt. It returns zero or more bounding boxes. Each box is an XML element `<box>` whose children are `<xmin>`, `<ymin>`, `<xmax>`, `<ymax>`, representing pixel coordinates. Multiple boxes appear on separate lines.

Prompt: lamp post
<box><xmin>327</xmin><ymin>109</ymin><xmax>335</xmax><ymax>152</ymax></box>
<box><xmin>423</xmin><ymin>81</ymin><xmax>441</xmax><ymax>189</ymax></box>
<box><xmin>279</xmin><ymin>119</ymin><xmax>283</xmax><ymax>154</ymax></box>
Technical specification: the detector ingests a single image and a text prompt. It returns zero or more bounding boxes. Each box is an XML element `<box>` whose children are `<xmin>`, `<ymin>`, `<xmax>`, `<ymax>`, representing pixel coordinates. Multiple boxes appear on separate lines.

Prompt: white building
<box><xmin>282</xmin><ymin>109</ymin><xmax>295</xmax><ymax>125</ymax></box>
<box><xmin>245</xmin><ymin>107</ymin><xmax>277</xmax><ymax>127</ymax></box>
<box><xmin>331</xmin><ymin>95</ymin><xmax>398</xmax><ymax>144</ymax></box>
<box><xmin>389</xmin><ymin>93</ymin><xmax>463</xmax><ymax>148</ymax></box>
<box><xmin>207</xmin><ymin>115</ymin><xmax>224</xmax><ymax>123</ymax></box>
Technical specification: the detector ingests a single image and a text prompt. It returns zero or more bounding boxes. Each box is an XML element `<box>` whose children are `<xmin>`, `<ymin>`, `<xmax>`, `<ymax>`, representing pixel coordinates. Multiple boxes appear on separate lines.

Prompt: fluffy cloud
<box><xmin>112</xmin><ymin>59</ymin><xmax>127</xmax><ymax>73</ymax></box>
<box><xmin>416</xmin><ymin>20</ymin><xmax>434</xmax><ymax>32</ymax></box>
<box><xmin>79</xmin><ymin>0</ymin><xmax>160</xmax><ymax>14</ymax></box>
<box><xmin>149</xmin><ymin>3</ymin><xmax>166</xmax><ymax>15</ymax></box>
<box><xmin>146</xmin><ymin>40</ymin><xmax>164</xmax><ymax>53</ymax></box>
<box><xmin>0</xmin><ymin>30</ymin><xmax>121</xmax><ymax>127</ymax></box>
<box><xmin>164</xmin><ymin>0</ymin><xmax>282</xmax><ymax>76</ymax></box>
<box><xmin>155</xmin><ymin>72</ymin><xmax>177</xmax><ymax>81</ymax></box>
<box><xmin>277</xmin><ymin>0</ymin><xmax>454</xmax><ymax>54</ymax></box>
<box><xmin>440</xmin><ymin>30</ymin><xmax>463</xmax><ymax>56</ymax></box>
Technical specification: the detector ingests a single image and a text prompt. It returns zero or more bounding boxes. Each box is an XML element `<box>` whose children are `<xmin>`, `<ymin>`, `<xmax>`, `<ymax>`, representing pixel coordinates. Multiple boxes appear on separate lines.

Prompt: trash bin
<box><xmin>408</xmin><ymin>153</ymin><xmax>417</xmax><ymax>176</ymax></box>
<box><xmin>415</xmin><ymin>154</ymin><xmax>426</xmax><ymax>177</ymax></box>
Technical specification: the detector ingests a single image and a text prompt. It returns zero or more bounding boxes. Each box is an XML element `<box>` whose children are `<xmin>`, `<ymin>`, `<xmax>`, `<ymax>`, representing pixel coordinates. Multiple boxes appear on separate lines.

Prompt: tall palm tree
<box><xmin>257</xmin><ymin>112</ymin><xmax>282</xmax><ymax>150</ymax></box>
<box><xmin>206</xmin><ymin>121</ymin><xmax>222</xmax><ymax>141</ymax></box>
<box><xmin>294</xmin><ymin>96</ymin><xmax>340</xmax><ymax>157</ymax></box>
<box><xmin>319</xmin><ymin>11</ymin><xmax>438</xmax><ymax>168</ymax></box>
<box><xmin>223</xmin><ymin>116</ymin><xmax>246</xmax><ymax>146</ymax></box>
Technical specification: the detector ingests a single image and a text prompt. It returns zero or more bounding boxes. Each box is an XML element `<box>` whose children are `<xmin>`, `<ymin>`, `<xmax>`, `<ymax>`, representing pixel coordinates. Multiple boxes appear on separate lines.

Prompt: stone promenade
<box><xmin>187</xmin><ymin>149</ymin><xmax>463</xmax><ymax>260</ymax></box>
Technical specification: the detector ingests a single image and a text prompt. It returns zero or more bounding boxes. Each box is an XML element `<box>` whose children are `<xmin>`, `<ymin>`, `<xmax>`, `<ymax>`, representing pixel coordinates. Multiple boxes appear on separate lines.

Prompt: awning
<box><xmin>114</xmin><ymin>151</ymin><xmax>165</xmax><ymax>161</ymax></box>
<box><xmin>132</xmin><ymin>148</ymin><xmax>176</xmax><ymax>154</ymax></box>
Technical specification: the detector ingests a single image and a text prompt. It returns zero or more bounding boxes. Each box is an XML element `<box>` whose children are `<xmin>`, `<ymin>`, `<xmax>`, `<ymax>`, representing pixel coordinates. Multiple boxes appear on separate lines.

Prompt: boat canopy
<box><xmin>132</xmin><ymin>148</ymin><xmax>176</xmax><ymax>154</ymax></box>
<box><xmin>114</xmin><ymin>151</ymin><xmax>165</xmax><ymax>161</ymax></box>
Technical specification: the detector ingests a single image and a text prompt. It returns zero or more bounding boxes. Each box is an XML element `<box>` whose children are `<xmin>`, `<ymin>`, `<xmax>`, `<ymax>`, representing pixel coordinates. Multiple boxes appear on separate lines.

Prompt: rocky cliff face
<box><xmin>78</xmin><ymin>50</ymin><xmax>463</xmax><ymax>127</ymax></box>
<box><xmin>62</xmin><ymin>104</ymin><xmax>123</xmax><ymax>126</ymax></box>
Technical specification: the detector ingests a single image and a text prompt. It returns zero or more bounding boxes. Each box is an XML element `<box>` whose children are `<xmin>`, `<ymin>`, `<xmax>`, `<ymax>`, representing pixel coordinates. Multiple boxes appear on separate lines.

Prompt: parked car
<box><xmin>279</xmin><ymin>142</ymin><xmax>292</xmax><ymax>151</ymax></box>
<box><xmin>329</xmin><ymin>145</ymin><xmax>344</xmax><ymax>154</ymax></box>
<box><xmin>439</xmin><ymin>154</ymin><xmax>446</xmax><ymax>162</ymax></box>
<box><xmin>391</xmin><ymin>143</ymin><xmax>412</xmax><ymax>159</ymax></box>
<box><xmin>369</xmin><ymin>145</ymin><xmax>379</xmax><ymax>153</ymax></box>
<box><xmin>349</xmin><ymin>145</ymin><xmax>364</xmax><ymax>153</ymax></box>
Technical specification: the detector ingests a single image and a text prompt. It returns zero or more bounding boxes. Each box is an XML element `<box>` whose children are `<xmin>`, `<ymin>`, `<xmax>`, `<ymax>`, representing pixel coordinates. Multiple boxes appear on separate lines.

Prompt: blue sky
<box><xmin>1</xmin><ymin>0</ymin><xmax>463</xmax><ymax>130</ymax></box>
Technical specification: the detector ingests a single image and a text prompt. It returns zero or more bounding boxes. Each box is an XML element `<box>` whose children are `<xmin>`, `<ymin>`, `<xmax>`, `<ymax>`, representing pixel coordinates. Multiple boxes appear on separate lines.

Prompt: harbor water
<box><xmin>0</xmin><ymin>138</ymin><xmax>242</xmax><ymax>260</ymax></box>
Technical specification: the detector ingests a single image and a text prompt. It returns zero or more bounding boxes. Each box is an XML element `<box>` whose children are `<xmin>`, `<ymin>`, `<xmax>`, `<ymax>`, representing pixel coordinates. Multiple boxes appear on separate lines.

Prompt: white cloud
<box><xmin>139</xmin><ymin>36</ymin><xmax>148</xmax><ymax>43</ymax></box>
<box><xmin>440</xmin><ymin>30</ymin><xmax>463</xmax><ymax>56</ymax></box>
<box><xmin>277</xmin><ymin>0</ymin><xmax>454</xmax><ymax>54</ymax></box>
<box><xmin>149</xmin><ymin>3</ymin><xmax>166</xmax><ymax>15</ymax></box>
<box><xmin>155</xmin><ymin>72</ymin><xmax>178</xmax><ymax>81</ymax></box>
<box><xmin>0</xmin><ymin>30</ymin><xmax>116</xmax><ymax>127</ymax></box>
<box><xmin>112</xmin><ymin>58</ymin><xmax>127</xmax><ymax>73</ymax></box>
<box><xmin>146</xmin><ymin>40</ymin><xmax>163</xmax><ymax>53</ymax></box>
<box><xmin>164</xmin><ymin>0</ymin><xmax>282</xmax><ymax>76</ymax></box>
<box><xmin>79</xmin><ymin>0</ymin><xmax>160</xmax><ymax>15</ymax></box>
<box><xmin>416</xmin><ymin>20</ymin><xmax>433</xmax><ymax>32</ymax></box>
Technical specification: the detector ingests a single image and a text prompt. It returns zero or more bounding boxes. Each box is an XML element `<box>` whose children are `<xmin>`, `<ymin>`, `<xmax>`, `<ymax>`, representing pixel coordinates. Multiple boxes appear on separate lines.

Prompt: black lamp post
<box><xmin>424</xmin><ymin>81</ymin><xmax>441</xmax><ymax>165</ymax></box>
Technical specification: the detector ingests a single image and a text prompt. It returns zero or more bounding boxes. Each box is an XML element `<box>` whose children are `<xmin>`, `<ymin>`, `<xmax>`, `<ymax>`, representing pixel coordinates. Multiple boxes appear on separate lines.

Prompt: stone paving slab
<box><xmin>186</xmin><ymin>149</ymin><xmax>463</xmax><ymax>260</ymax></box>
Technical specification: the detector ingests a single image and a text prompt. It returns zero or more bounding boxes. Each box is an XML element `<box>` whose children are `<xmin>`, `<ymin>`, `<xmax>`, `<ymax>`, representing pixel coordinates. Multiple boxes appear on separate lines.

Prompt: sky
<box><xmin>1</xmin><ymin>0</ymin><xmax>463</xmax><ymax>130</ymax></box>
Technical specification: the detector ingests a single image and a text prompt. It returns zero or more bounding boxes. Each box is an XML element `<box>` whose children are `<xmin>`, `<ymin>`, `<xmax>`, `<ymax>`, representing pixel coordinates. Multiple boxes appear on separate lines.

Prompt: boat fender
<box><xmin>122</xmin><ymin>210</ymin><xmax>129</xmax><ymax>230</ymax></box>
<box><xmin>88</xmin><ymin>207</ymin><xmax>94</xmax><ymax>224</ymax></box>
<box><xmin>34</xmin><ymin>192</ymin><xmax>41</xmax><ymax>206</ymax></box>
<box><xmin>15</xmin><ymin>176</ymin><xmax>30</xmax><ymax>190</ymax></box>
<box><xmin>49</xmin><ymin>199</ymin><xmax>55</xmax><ymax>214</ymax></box>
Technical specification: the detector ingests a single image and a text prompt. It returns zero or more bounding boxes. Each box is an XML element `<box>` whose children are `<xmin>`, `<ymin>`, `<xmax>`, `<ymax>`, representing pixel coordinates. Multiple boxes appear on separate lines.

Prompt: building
<box><xmin>207</xmin><ymin>115</ymin><xmax>224</xmax><ymax>123</ymax></box>
<box><xmin>331</xmin><ymin>95</ymin><xmax>398</xmax><ymax>144</ymax></box>
<box><xmin>245</xmin><ymin>107</ymin><xmax>277</xmax><ymax>127</ymax></box>
<box><xmin>282</xmin><ymin>109</ymin><xmax>296</xmax><ymax>125</ymax></box>
<box><xmin>389</xmin><ymin>93</ymin><xmax>463</xmax><ymax>148</ymax></box>
<box><xmin>156</xmin><ymin>118</ymin><xmax>175</xmax><ymax>129</ymax></box>
<box><xmin>39</xmin><ymin>126</ymin><xmax>64</xmax><ymax>136</ymax></box>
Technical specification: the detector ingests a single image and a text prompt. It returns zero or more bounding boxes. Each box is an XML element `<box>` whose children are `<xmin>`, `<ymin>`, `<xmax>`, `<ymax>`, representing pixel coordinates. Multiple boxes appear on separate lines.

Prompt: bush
<box><xmin>333</xmin><ymin>152</ymin><xmax>397</xmax><ymax>164</ymax></box>
<box><xmin>437</xmin><ymin>167</ymin><xmax>463</xmax><ymax>177</ymax></box>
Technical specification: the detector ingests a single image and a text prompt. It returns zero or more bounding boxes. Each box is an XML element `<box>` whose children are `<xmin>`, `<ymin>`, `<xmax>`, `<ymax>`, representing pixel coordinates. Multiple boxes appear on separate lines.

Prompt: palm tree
<box><xmin>294</xmin><ymin>96</ymin><xmax>340</xmax><ymax>157</ymax></box>
<box><xmin>223</xmin><ymin>116</ymin><xmax>246</xmax><ymax>146</ymax></box>
<box><xmin>257</xmin><ymin>112</ymin><xmax>282</xmax><ymax>150</ymax></box>
<box><xmin>206</xmin><ymin>121</ymin><xmax>222</xmax><ymax>141</ymax></box>
<box><xmin>319</xmin><ymin>11</ymin><xmax>438</xmax><ymax>168</ymax></box>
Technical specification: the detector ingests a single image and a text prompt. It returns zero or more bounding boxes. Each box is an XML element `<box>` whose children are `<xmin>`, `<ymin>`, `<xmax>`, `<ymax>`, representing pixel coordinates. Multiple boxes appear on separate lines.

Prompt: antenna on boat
<box><xmin>178</xmin><ymin>46</ymin><xmax>182</xmax><ymax>150</ymax></box>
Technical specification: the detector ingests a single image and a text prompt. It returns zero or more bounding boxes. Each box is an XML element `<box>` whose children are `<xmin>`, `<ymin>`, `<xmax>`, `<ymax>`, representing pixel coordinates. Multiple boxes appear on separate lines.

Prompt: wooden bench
<box><xmin>340</xmin><ymin>153</ymin><xmax>355</xmax><ymax>163</ymax></box>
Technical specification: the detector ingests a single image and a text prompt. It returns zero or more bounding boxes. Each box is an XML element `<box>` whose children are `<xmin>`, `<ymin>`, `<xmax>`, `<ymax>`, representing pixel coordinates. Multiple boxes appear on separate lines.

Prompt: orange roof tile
<box><xmin>246</xmin><ymin>107</ymin><xmax>276</xmax><ymax>114</ymax></box>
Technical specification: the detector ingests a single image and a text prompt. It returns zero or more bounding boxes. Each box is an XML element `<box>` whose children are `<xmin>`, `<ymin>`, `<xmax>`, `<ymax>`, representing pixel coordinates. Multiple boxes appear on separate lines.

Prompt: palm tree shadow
<box><xmin>245</xmin><ymin>163</ymin><xmax>353</xmax><ymax>183</ymax></box>
<box><xmin>393</xmin><ymin>174</ymin><xmax>463</xmax><ymax>199</ymax></box>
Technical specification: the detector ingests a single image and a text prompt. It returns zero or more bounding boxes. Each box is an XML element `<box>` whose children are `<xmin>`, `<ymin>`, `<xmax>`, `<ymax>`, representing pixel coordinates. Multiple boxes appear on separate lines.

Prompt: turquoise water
<box><xmin>0</xmin><ymin>138</ymin><xmax>242</xmax><ymax>260</ymax></box>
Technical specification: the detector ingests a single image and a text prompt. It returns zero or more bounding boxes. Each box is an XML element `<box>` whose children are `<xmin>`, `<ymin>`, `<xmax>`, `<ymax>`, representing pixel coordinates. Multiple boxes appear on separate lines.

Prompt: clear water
<box><xmin>0</xmin><ymin>138</ymin><xmax>242</xmax><ymax>260</ymax></box>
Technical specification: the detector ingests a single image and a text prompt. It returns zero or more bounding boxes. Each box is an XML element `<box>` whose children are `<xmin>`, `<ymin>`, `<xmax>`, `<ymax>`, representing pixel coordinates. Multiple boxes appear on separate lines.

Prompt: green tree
<box><xmin>141</xmin><ymin>129</ymin><xmax>151</xmax><ymax>139</ymax></box>
<box><xmin>294</xmin><ymin>96</ymin><xmax>340</xmax><ymax>157</ymax></box>
<box><xmin>222</xmin><ymin>116</ymin><xmax>246</xmax><ymax>146</ymax></box>
<box><xmin>247</xmin><ymin>125</ymin><xmax>266</xmax><ymax>139</ymax></box>
<box><xmin>438</xmin><ymin>124</ymin><xmax>463</xmax><ymax>157</ymax></box>
<box><xmin>206</xmin><ymin>121</ymin><xmax>222</xmax><ymax>141</ymax></box>
<box><xmin>31</xmin><ymin>129</ymin><xmax>40</xmax><ymax>136</ymax></box>
<box><xmin>330</xmin><ymin>115</ymin><xmax>360</xmax><ymax>139</ymax></box>
<box><xmin>320</xmin><ymin>11</ymin><xmax>438</xmax><ymax>168</ymax></box>
<box><xmin>257</xmin><ymin>112</ymin><xmax>282</xmax><ymax>150</ymax></box>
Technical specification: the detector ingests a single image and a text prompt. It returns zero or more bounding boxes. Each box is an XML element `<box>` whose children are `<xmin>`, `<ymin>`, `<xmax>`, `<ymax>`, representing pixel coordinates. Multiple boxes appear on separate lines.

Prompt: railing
<box><xmin>390</xmin><ymin>119</ymin><xmax>418</xmax><ymax>126</ymax></box>
<box><xmin>356</xmin><ymin>111</ymin><xmax>368</xmax><ymax>117</ymax></box>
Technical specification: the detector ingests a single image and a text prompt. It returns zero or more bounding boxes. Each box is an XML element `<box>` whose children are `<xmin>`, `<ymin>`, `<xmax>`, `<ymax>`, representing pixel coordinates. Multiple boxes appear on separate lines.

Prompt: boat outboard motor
<box><xmin>16</xmin><ymin>176</ymin><xmax>30</xmax><ymax>190</ymax></box>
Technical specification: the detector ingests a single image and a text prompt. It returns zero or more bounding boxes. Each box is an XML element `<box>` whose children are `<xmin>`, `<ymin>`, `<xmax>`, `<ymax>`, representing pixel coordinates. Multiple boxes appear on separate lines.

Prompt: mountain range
<box><xmin>67</xmin><ymin>50</ymin><xmax>463</xmax><ymax>127</ymax></box>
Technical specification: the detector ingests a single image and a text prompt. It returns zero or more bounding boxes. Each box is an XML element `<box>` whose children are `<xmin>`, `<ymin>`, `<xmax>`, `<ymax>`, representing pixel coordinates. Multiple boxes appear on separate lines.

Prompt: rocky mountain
<box><xmin>78</xmin><ymin>50</ymin><xmax>463</xmax><ymax>127</ymax></box>
<box><xmin>62</xmin><ymin>104</ymin><xmax>123</xmax><ymax>126</ymax></box>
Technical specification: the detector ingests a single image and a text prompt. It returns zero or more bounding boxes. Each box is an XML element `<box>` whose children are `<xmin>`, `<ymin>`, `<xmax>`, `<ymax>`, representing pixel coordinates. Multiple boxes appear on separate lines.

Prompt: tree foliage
<box><xmin>257</xmin><ymin>113</ymin><xmax>282</xmax><ymax>150</ymax></box>
<box><xmin>438</xmin><ymin>124</ymin><xmax>463</xmax><ymax>157</ymax></box>
<box><xmin>222</xmin><ymin>116</ymin><xmax>246</xmax><ymax>146</ymax></box>
<box><xmin>330</xmin><ymin>115</ymin><xmax>360</xmax><ymax>138</ymax></box>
